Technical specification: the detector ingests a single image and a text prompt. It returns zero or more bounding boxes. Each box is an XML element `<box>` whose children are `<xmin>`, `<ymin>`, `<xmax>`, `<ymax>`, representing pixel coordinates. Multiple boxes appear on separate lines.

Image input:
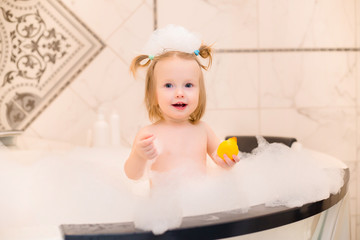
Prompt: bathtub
<box><xmin>61</xmin><ymin>168</ymin><xmax>350</xmax><ymax>240</ymax></box>
<box><xmin>0</xmin><ymin>135</ymin><xmax>349</xmax><ymax>240</ymax></box>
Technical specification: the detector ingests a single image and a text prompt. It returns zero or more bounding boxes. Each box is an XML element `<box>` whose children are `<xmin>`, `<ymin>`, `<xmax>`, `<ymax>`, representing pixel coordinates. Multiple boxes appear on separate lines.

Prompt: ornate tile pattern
<box><xmin>0</xmin><ymin>0</ymin><xmax>104</xmax><ymax>130</ymax></box>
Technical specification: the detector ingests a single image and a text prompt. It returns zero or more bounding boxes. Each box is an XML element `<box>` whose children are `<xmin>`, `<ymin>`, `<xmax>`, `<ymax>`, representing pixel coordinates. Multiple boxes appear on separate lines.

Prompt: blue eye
<box><xmin>165</xmin><ymin>83</ymin><xmax>173</xmax><ymax>88</ymax></box>
<box><xmin>185</xmin><ymin>83</ymin><xmax>193</xmax><ymax>88</ymax></box>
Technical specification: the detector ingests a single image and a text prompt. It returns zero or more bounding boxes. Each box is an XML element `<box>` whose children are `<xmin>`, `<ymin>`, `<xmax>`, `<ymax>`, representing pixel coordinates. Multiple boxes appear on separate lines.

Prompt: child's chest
<box><xmin>161</xmin><ymin>131</ymin><xmax>207</xmax><ymax>155</ymax></box>
<box><xmin>151</xmin><ymin>125</ymin><xmax>208</xmax><ymax>171</ymax></box>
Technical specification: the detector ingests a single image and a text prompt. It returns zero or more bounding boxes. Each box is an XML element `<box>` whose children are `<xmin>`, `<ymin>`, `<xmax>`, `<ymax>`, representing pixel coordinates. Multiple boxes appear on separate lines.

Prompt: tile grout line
<box><xmin>104</xmin><ymin>0</ymin><xmax>147</xmax><ymax>42</ymax></box>
<box><xmin>355</xmin><ymin>2</ymin><xmax>359</xmax><ymax>239</ymax></box>
<box><xmin>153</xmin><ymin>0</ymin><xmax>157</xmax><ymax>30</ymax></box>
<box><xmin>215</xmin><ymin>48</ymin><xmax>360</xmax><ymax>53</ymax></box>
<box><xmin>256</xmin><ymin>0</ymin><xmax>261</xmax><ymax>136</ymax></box>
<box><xmin>207</xmin><ymin>106</ymin><xmax>358</xmax><ymax>111</ymax></box>
<box><xmin>104</xmin><ymin>0</ymin><xmax>157</xmax><ymax>66</ymax></box>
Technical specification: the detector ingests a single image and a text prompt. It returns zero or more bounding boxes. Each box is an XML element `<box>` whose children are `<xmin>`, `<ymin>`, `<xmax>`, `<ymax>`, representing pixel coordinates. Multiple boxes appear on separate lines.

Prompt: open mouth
<box><xmin>172</xmin><ymin>102</ymin><xmax>187</xmax><ymax>109</ymax></box>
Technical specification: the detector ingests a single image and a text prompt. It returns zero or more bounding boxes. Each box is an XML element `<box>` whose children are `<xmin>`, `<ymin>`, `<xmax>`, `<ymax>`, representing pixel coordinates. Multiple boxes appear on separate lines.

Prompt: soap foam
<box><xmin>133</xmin><ymin>180</ymin><xmax>183</xmax><ymax>235</ymax></box>
<box><xmin>132</xmin><ymin>137</ymin><xmax>344</xmax><ymax>233</ymax></box>
<box><xmin>235</xmin><ymin>137</ymin><xmax>344</xmax><ymax>207</ymax></box>
<box><xmin>0</xmin><ymin>138</ymin><xmax>345</xmax><ymax>237</ymax></box>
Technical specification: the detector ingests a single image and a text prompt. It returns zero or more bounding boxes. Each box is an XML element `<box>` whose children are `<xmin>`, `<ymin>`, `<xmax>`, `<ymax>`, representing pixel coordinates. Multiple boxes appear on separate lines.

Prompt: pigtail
<box><xmin>130</xmin><ymin>55</ymin><xmax>152</xmax><ymax>77</ymax></box>
<box><xmin>197</xmin><ymin>44</ymin><xmax>213</xmax><ymax>70</ymax></box>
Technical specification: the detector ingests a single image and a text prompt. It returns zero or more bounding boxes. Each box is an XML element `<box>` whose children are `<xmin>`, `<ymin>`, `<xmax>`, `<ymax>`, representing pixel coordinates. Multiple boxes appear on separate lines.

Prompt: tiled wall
<box><xmin>15</xmin><ymin>0</ymin><xmax>359</xmax><ymax>238</ymax></box>
<box><xmin>0</xmin><ymin>0</ymin><xmax>104</xmax><ymax>130</ymax></box>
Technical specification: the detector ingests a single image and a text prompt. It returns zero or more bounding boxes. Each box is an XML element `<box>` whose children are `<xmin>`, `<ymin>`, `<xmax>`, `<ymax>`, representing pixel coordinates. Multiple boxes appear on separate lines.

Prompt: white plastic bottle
<box><xmin>92</xmin><ymin>112</ymin><xmax>110</xmax><ymax>147</ymax></box>
<box><xmin>110</xmin><ymin>110</ymin><xmax>121</xmax><ymax>147</ymax></box>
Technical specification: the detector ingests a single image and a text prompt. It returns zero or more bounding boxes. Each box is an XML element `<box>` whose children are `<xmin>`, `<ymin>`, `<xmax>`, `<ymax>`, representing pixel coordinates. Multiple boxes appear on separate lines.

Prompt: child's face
<box><xmin>154</xmin><ymin>56</ymin><xmax>201</xmax><ymax>123</ymax></box>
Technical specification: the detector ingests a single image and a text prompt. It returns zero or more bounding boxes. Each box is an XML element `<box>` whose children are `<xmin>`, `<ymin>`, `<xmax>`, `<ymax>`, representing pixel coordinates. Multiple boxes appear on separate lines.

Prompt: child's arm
<box><xmin>205</xmin><ymin>123</ymin><xmax>240</xmax><ymax>168</ymax></box>
<box><xmin>124</xmin><ymin>129</ymin><xmax>158</xmax><ymax>180</ymax></box>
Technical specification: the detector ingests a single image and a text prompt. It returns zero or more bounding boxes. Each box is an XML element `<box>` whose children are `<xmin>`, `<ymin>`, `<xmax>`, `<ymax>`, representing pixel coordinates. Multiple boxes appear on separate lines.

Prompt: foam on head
<box><xmin>143</xmin><ymin>24</ymin><xmax>202</xmax><ymax>56</ymax></box>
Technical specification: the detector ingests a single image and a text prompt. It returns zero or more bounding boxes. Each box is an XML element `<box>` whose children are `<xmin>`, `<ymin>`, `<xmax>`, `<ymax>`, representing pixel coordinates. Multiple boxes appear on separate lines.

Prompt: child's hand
<box><xmin>212</xmin><ymin>152</ymin><xmax>240</xmax><ymax>168</ymax></box>
<box><xmin>134</xmin><ymin>134</ymin><xmax>159</xmax><ymax>161</ymax></box>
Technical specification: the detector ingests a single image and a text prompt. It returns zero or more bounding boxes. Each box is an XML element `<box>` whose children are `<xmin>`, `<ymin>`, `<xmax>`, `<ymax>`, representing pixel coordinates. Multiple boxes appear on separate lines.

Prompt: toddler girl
<box><xmin>124</xmin><ymin>25</ymin><xmax>239</xmax><ymax>181</ymax></box>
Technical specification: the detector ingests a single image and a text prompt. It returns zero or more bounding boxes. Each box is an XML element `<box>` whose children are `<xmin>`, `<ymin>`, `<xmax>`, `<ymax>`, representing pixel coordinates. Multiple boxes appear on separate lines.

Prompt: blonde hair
<box><xmin>130</xmin><ymin>44</ymin><xmax>213</xmax><ymax>124</ymax></box>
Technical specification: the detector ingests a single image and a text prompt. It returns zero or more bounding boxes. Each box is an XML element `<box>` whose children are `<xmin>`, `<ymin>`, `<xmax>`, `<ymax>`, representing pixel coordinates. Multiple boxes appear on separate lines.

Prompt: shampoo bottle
<box><xmin>92</xmin><ymin>112</ymin><xmax>110</xmax><ymax>147</ymax></box>
<box><xmin>110</xmin><ymin>110</ymin><xmax>121</xmax><ymax>147</ymax></box>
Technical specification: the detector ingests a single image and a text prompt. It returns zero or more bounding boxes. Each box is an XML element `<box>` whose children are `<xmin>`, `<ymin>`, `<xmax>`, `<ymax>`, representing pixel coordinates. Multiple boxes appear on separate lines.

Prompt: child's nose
<box><xmin>176</xmin><ymin>88</ymin><xmax>184</xmax><ymax>98</ymax></box>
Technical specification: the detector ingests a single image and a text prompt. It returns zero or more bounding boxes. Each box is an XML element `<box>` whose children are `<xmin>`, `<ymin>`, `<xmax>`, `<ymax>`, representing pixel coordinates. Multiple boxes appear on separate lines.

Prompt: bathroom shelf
<box><xmin>0</xmin><ymin>130</ymin><xmax>22</xmax><ymax>147</ymax></box>
<box><xmin>0</xmin><ymin>130</ymin><xmax>22</xmax><ymax>137</ymax></box>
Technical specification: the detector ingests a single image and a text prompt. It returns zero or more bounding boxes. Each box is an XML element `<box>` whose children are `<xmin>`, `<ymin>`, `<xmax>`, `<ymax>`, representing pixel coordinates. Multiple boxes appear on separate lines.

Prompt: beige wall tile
<box><xmin>357</xmin><ymin>53</ymin><xmax>360</xmax><ymax>106</ymax></box>
<box><xmin>206</xmin><ymin>52</ymin><xmax>258</xmax><ymax>109</ymax></box>
<box><xmin>357</xmin><ymin>108</ymin><xmax>360</xmax><ymax>214</ymax></box>
<box><xmin>259</xmin><ymin>0</ymin><xmax>356</xmax><ymax>48</ymax></box>
<box><xmin>259</xmin><ymin>52</ymin><xmax>357</xmax><ymax>108</ymax></box>
<box><xmin>357</xmin><ymin>1</ymin><xmax>360</xmax><ymax>48</ymax></box>
<box><xmin>69</xmin><ymin>47</ymin><xmax>134</xmax><ymax>109</ymax></box>
<box><xmin>203</xmin><ymin>109</ymin><xmax>259</xmax><ymax>141</ymax></box>
<box><xmin>351</xmin><ymin>215</ymin><xmax>357</xmax><ymax>240</ymax></box>
<box><xmin>261</xmin><ymin>108</ymin><xmax>357</xmax><ymax>162</ymax></box>
<box><xmin>157</xmin><ymin>0</ymin><xmax>258</xmax><ymax>49</ymax></box>
<box><xmin>28</xmin><ymin>87</ymin><xmax>96</xmax><ymax>146</ymax></box>
<box><xmin>61</xmin><ymin>0</ymin><xmax>145</xmax><ymax>40</ymax></box>
<box><xmin>106</xmin><ymin>0</ymin><xmax>154</xmax><ymax>65</ymax></box>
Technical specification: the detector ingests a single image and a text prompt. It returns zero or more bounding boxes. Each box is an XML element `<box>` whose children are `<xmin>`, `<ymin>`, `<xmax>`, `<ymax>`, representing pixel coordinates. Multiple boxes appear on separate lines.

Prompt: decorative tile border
<box><xmin>0</xmin><ymin>0</ymin><xmax>104</xmax><ymax>130</ymax></box>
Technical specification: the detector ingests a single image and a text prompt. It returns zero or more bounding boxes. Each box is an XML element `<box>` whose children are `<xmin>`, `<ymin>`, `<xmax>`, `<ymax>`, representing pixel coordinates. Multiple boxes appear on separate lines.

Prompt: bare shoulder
<box><xmin>197</xmin><ymin>121</ymin><xmax>214</xmax><ymax>133</ymax></box>
<box><xmin>141</xmin><ymin>124</ymin><xmax>155</xmax><ymax>132</ymax></box>
<box><xmin>195</xmin><ymin>121</ymin><xmax>218</xmax><ymax>142</ymax></box>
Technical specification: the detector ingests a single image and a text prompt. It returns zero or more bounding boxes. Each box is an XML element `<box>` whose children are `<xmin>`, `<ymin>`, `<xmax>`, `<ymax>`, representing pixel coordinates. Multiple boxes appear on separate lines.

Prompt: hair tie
<box><xmin>148</xmin><ymin>55</ymin><xmax>154</xmax><ymax>60</ymax></box>
<box><xmin>194</xmin><ymin>50</ymin><xmax>200</xmax><ymax>56</ymax></box>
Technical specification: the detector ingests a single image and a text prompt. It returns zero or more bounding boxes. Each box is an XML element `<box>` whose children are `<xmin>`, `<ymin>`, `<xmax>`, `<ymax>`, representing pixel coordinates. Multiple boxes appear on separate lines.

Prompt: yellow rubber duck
<box><xmin>217</xmin><ymin>137</ymin><xmax>239</xmax><ymax>160</ymax></box>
